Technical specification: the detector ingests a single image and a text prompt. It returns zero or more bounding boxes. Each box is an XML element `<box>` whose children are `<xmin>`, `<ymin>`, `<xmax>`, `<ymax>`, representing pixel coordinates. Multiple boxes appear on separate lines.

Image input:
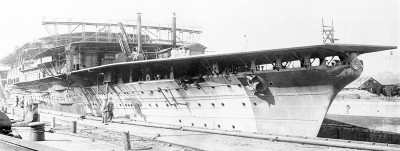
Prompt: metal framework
<box><xmin>322</xmin><ymin>18</ymin><xmax>338</xmax><ymax>43</ymax></box>
<box><xmin>41</xmin><ymin>17</ymin><xmax>202</xmax><ymax>48</ymax></box>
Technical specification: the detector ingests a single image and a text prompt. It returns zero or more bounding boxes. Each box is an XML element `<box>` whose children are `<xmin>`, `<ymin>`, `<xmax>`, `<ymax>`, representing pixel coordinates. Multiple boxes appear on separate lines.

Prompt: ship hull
<box><xmin>26</xmin><ymin>66</ymin><xmax>362</xmax><ymax>137</ymax></box>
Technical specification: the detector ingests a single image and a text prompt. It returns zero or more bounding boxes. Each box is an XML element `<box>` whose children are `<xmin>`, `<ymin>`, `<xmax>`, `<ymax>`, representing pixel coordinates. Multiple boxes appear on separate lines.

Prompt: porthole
<box><xmin>211</xmin><ymin>103</ymin><xmax>215</xmax><ymax>107</ymax></box>
<box><xmin>165</xmin><ymin>90</ymin><xmax>168</xmax><ymax>92</ymax></box>
<box><xmin>179</xmin><ymin>119</ymin><xmax>182</xmax><ymax>123</ymax></box>
<box><xmin>198</xmin><ymin>103</ymin><xmax>201</xmax><ymax>107</ymax></box>
<box><xmin>269</xmin><ymin>81</ymin><xmax>273</xmax><ymax>86</ymax></box>
<box><xmin>125</xmin><ymin>104</ymin><xmax>127</xmax><ymax>106</ymax></box>
<box><xmin>253</xmin><ymin>102</ymin><xmax>257</xmax><ymax>106</ymax></box>
<box><xmin>232</xmin><ymin>125</ymin><xmax>236</xmax><ymax>129</ymax></box>
<box><xmin>218</xmin><ymin>124</ymin><xmax>221</xmax><ymax>128</ymax></box>
<box><xmin>238</xmin><ymin>84</ymin><xmax>242</xmax><ymax>87</ymax></box>
<box><xmin>166</xmin><ymin>104</ymin><xmax>169</xmax><ymax>107</ymax></box>
<box><xmin>242</xmin><ymin>102</ymin><xmax>246</xmax><ymax>106</ymax></box>
<box><xmin>156</xmin><ymin>104</ymin><xmax>158</xmax><ymax>107</ymax></box>
<box><xmin>204</xmin><ymin>124</ymin><xmax>207</xmax><ymax>127</ymax></box>
<box><xmin>191</xmin><ymin>123</ymin><xmax>194</xmax><ymax>126</ymax></box>
<box><xmin>221</xmin><ymin>103</ymin><xmax>225</xmax><ymax>106</ymax></box>
<box><xmin>149</xmin><ymin>104</ymin><xmax>151</xmax><ymax>107</ymax></box>
<box><xmin>119</xmin><ymin>104</ymin><xmax>122</xmax><ymax>106</ymax></box>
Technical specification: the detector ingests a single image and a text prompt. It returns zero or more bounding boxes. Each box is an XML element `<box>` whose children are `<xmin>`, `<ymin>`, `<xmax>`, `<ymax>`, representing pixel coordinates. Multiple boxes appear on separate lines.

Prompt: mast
<box><xmin>137</xmin><ymin>13</ymin><xmax>142</xmax><ymax>54</ymax></box>
<box><xmin>172</xmin><ymin>12</ymin><xmax>177</xmax><ymax>48</ymax></box>
<box><xmin>322</xmin><ymin>18</ymin><xmax>338</xmax><ymax>43</ymax></box>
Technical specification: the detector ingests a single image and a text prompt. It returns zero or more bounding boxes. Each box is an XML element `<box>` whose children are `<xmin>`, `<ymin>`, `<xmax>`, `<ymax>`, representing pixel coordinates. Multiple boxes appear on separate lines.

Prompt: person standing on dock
<box><xmin>102</xmin><ymin>97</ymin><xmax>114</xmax><ymax>125</ymax></box>
<box><xmin>102</xmin><ymin>98</ymin><xmax>107</xmax><ymax>124</ymax></box>
<box><xmin>15</xmin><ymin>96</ymin><xmax>19</xmax><ymax>108</ymax></box>
<box><xmin>106</xmin><ymin>97</ymin><xmax>114</xmax><ymax>123</ymax></box>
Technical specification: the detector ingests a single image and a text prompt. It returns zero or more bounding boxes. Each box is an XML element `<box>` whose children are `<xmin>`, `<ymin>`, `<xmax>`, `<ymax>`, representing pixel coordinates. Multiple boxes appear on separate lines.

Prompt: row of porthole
<box><xmin>84</xmin><ymin>103</ymin><xmax>135</xmax><ymax>107</ymax></box>
<box><xmin>178</xmin><ymin>120</ymin><xmax>236</xmax><ymax>129</ymax></box>
<box><xmin>84</xmin><ymin>104</ymin><xmax>100</xmax><ymax>107</ymax></box>
<box><xmin>26</xmin><ymin>96</ymin><xmax>58</xmax><ymax>98</ymax></box>
<box><xmin>121</xmin><ymin>104</ymin><xmax>135</xmax><ymax>107</ymax></box>
<box><xmin>86</xmin><ymin>84</ymin><xmax>243</xmax><ymax>96</ymax></box>
<box><xmin>147</xmin><ymin>102</ymin><xmax>259</xmax><ymax>108</ymax></box>
<box><xmin>21</xmin><ymin>96</ymin><xmax>259</xmax><ymax>107</ymax></box>
<box><xmin>198</xmin><ymin>102</ymin><xmax>250</xmax><ymax>107</ymax></box>
<box><xmin>22</xmin><ymin>84</ymin><xmax>244</xmax><ymax>97</ymax></box>
<box><xmin>85</xmin><ymin>102</ymin><xmax>259</xmax><ymax>108</ymax></box>
<box><xmin>149</xmin><ymin>103</ymin><xmax>165</xmax><ymax>107</ymax></box>
<box><xmin>36</xmin><ymin>84</ymin><xmax>243</xmax><ymax>98</ymax></box>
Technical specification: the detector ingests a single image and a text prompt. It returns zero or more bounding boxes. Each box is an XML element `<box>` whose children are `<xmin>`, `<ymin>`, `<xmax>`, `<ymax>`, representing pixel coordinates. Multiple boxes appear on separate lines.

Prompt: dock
<box><xmin>2</xmin><ymin>107</ymin><xmax>400</xmax><ymax>151</ymax></box>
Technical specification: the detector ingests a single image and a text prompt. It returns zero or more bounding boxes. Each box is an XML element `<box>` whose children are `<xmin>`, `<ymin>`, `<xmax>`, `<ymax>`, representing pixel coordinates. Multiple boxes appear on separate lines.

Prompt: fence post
<box><xmin>122</xmin><ymin>131</ymin><xmax>131</xmax><ymax>151</ymax></box>
<box><xmin>71</xmin><ymin>121</ymin><xmax>77</xmax><ymax>133</ymax></box>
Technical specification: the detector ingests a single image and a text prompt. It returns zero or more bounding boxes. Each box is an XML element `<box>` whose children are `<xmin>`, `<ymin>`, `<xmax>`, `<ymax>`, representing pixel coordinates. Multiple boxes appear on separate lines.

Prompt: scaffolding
<box><xmin>322</xmin><ymin>18</ymin><xmax>338</xmax><ymax>43</ymax></box>
<box><xmin>41</xmin><ymin>17</ymin><xmax>202</xmax><ymax>48</ymax></box>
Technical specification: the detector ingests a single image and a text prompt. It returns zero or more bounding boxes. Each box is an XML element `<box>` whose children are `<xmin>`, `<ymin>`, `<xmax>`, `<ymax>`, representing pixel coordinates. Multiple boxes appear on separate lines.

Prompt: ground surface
<box><xmin>5</xmin><ymin>108</ymin><xmax>364</xmax><ymax>151</ymax></box>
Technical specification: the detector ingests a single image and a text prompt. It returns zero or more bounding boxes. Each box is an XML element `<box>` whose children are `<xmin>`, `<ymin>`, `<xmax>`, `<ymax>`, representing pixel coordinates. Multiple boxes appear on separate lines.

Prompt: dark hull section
<box><xmin>327</xmin><ymin>99</ymin><xmax>400</xmax><ymax>134</ymax></box>
<box><xmin>319</xmin><ymin>114</ymin><xmax>400</xmax><ymax>144</ymax></box>
<box><xmin>325</xmin><ymin>114</ymin><xmax>400</xmax><ymax>133</ymax></box>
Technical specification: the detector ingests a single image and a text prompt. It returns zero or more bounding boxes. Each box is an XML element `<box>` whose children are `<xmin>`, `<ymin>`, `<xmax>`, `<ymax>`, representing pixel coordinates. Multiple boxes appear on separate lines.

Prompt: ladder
<box><xmin>117</xmin><ymin>22</ymin><xmax>132</xmax><ymax>54</ymax></box>
<box><xmin>322</xmin><ymin>18</ymin><xmax>339</xmax><ymax>43</ymax></box>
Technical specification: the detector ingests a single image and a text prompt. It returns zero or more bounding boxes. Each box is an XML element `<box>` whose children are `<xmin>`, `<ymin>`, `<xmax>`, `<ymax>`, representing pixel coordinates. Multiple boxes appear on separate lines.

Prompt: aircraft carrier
<box><xmin>0</xmin><ymin>13</ymin><xmax>398</xmax><ymax>150</ymax></box>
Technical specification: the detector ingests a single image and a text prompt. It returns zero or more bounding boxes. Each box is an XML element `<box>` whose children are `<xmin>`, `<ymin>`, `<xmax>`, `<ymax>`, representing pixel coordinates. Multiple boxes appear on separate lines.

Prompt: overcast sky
<box><xmin>0</xmin><ymin>0</ymin><xmax>398</xmax><ymax>76</ymax></box>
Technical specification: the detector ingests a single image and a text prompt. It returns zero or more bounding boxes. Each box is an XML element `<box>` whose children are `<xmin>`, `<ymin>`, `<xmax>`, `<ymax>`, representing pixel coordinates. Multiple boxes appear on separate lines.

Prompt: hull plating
<box><xmin>25</xmin><ymin>66</ymin><xmax>362</xmax><ymax>137</ymax></box>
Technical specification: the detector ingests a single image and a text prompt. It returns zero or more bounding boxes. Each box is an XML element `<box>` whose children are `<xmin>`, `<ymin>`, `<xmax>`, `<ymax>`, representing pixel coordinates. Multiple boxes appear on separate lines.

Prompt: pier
<box><xmin>1</xmin><ymin>107</ymin><xmax>400</xmax><ymax>151</ymax></box>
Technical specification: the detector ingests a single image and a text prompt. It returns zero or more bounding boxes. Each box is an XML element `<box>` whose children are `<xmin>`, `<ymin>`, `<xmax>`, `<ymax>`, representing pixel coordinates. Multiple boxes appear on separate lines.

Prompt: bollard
<box><xmin>12</xmin><ymin>108</ymin><xmax>14</xmax><ymax>115</ymax></box>
<box><xmin>71</xmin><ymin>121</ymin><xmax>77</xmax><ymax>133</ymax></box>
<box><xmin>29</xmin><ymin>122</ymin><xmax>46</xmax><ymax>141</ymax></box>
<box><xmin>30</xmin><ymin>126</ymin><xmax>45</xmax><ymax>141</ymax></box>
<box><xmin>51</xmin><ymin>117</ymin><xmax>56</xmax><ymax>128</ymax></box>
<box><xmin>122</xmin><ymin>131</ymin><xmax>131</xmax><ymax>151</ymax></box>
